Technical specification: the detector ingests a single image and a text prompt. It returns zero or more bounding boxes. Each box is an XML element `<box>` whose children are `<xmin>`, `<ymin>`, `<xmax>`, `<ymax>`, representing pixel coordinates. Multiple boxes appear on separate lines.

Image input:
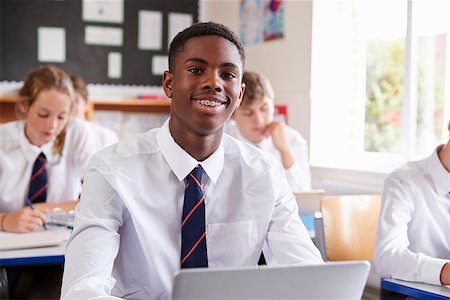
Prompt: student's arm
<box><xmin>265</xmin><ymin>162</ymin><xmax>323</xmax><ymax>264</ymax></box>
<box><xmin>374</xmin><ymin>175</ymin><xmax>448</xmax><ymax>285</ymax></box>
<box><xmin>61</xmin><ymin>158</ymin><xmax>123</xmax><ymax>300</ymax></box>
<box><xmin>267</xmin><ymin>123</ymin><xmax>311</xmax><ymax>191</ymax></box>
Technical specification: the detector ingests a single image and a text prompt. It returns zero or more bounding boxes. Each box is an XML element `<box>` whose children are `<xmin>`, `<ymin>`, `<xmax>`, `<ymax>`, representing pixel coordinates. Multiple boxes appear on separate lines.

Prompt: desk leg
<box><xmin>0</xmin><ymin>267</ymin><xmax>8</xmax><ymax>299</ymax></box>
<box><xmin>314</xmin><ymin>214</ymin><xmax>327</xmax><ymax>261</ymax></box>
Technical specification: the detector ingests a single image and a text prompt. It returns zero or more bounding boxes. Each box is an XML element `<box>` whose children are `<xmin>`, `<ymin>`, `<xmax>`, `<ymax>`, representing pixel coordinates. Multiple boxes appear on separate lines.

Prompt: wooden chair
<box><xmin>320</xmin><ymin>194</ymin><xmax>382</xmax><ymax>261</ymax></box>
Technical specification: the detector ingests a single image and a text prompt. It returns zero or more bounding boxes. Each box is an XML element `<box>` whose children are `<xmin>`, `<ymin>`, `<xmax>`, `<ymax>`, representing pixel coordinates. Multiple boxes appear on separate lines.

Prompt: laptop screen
<box><xmin>172</xmin><ymin>260</ymin><xmax>370</xmax><ymax>300</ymax></box>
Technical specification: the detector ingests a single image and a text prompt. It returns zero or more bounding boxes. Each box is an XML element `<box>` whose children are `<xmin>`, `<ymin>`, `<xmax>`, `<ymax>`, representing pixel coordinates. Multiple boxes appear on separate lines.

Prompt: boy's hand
<box><xmin>265</xmin><ymin>121</ymin><xmax>289</xmax><ymax>152</ymax></box>
<box><xmin>2</xmin><ymin>206</ymin><xmax>47</xmax><ymax>233</ymax></box>
<box><xmin>265</xmin><ymin>121</ymin><xmax>294</xmax><ymax>168</ymax></box>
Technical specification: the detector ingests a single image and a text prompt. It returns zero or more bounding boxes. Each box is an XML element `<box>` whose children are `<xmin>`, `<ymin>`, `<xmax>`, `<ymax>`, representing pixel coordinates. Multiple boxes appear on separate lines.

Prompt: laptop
<box><xmin>171</xmin><ymin>260</ymin><xmax>370</xmax><ymax>300</ymax></box>
<box><xmin>294</xmin><ymin>189</ymin><xmax>325</xmax><ymax>215</ymax></box>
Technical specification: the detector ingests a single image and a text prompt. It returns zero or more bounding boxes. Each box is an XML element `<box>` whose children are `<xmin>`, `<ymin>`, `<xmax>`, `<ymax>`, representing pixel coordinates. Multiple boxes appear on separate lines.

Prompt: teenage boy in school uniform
<box><xmin>374</xmin><ymin>120</ymin><xmax>450</xmax><ymax>286</ymax></box>
<box><xmin>226</xmin><ymin>70</ymin><xmax>312</xmax><ymax>191</ymax></box>
<box><xmin>61</xmin><ymin>22</ymin><xmax>323</xmax><ymax>300</ymax></box>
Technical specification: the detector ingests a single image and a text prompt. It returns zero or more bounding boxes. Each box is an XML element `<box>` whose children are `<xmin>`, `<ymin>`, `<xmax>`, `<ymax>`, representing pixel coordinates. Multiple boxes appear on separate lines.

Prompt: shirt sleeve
<box><xmin>61</xmin><ymin>156</ymin><xmax>125</xmax><ymax>300</ymax></box>
<box><xmin>284</xmin><ymin>130</ymin><xmax>311</xmax><ymax>192</ymax></box>
<box><xmin>374</xmin><ymin>175</ymin><xmax>448</xmax><ymax>285</ymax></box>
<box><xmin>266</xmin><ymin>163</ymin><xmax>323</xmax><ymax>265</ymax></box>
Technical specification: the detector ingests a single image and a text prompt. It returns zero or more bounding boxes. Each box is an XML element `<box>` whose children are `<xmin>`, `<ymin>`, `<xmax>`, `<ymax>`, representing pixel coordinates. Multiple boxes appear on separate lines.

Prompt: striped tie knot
<box><xmin>181</xmin><ymin>165</ymin><xmax>208</xmax><ymax>268</ymax></box>
<box><xmin>28</xmin><ymin>152</ymin><xmax>48</xmax><ymax>203</ymax></box>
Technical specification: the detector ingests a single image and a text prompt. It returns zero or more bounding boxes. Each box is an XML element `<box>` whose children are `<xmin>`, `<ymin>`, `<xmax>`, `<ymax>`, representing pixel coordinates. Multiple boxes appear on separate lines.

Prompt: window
<box><xmin>310</xmin><ymin>1</ymin><xmax>449</xmax><ymax>173</ymax></box>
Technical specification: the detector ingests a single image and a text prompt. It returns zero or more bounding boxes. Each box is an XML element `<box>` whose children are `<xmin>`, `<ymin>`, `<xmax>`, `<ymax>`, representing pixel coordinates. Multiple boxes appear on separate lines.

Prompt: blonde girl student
<box><xmin>0</xmin><ymin>66</ymin><xmax>97</xmax><ymax>233</ymax></box>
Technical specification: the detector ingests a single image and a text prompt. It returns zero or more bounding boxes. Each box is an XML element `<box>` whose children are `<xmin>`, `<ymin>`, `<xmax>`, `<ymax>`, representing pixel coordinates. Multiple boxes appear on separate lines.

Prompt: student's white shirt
<box><xmin>61</xmin><ymin>120</ymin><xmax>323</xmax><ymax>300</ymax></box>
<box><xmin>374</xmin><ymin>146</ymin><xmax>450</xmax><ymax>285</ymax></box>
<box><xmin>83</xmin><ymin>120</ymin><xmax>119</xmax><ymax>149</ymax></box>
<box><xmin>0</xmin><ymin>119</ymin><xmax>98</xmax><ymax>212</ymax></box>
<box><xmin>225</xmin><ymin>120</ymin><xmax>312</xmax><ymax>191</ymax></box>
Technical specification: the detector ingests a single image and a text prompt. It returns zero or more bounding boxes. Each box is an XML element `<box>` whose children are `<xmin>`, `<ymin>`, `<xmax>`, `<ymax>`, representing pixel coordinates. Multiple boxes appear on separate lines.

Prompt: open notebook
<box><xmin>172</xmin><ymin>260</ymin><xmax>370</xmax><ymax>300</ymax></box>
<box><xmin>0</xmin><ymin>226</ymin><xmax>70</xmax><ymax>251</ymax></box>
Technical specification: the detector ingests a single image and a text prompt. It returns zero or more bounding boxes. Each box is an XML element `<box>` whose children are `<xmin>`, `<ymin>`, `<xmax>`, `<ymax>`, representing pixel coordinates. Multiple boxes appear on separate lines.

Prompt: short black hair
<box><xmin>168</xmin><ymin>21</ymin><xmax>245</xmax><ymax>72</ymax></box>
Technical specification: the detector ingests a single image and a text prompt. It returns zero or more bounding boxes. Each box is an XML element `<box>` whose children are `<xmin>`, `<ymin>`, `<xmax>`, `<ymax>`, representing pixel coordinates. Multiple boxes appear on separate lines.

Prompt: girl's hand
<box><xmin>2</xmin><ymin>206</ymin><xmax>47</xmax><ymax>233</ymax></box>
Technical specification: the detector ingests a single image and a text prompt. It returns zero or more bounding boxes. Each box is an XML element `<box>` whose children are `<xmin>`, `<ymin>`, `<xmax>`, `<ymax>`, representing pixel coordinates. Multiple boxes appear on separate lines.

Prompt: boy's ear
<box><xmin>162</xmin><ymin>71</ymin><xmax>173</xmax><ymax>98</ymax></box>
<box><xmin>236</xmin><ymin>82</ymin><xmax>245</xmax><ymax>110</ymax></box>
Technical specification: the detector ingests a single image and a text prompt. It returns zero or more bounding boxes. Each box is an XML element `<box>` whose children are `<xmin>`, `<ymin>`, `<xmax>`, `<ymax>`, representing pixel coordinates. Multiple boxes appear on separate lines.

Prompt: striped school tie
<box><xmin>181</xmin><ymin>165</ymin><xmax>208</xmax><ymax>268</ymax></box>
<box><xmin>28</xmin><ymin>152</ymin><xmax>48</xmax><ymax>203</ymax></box>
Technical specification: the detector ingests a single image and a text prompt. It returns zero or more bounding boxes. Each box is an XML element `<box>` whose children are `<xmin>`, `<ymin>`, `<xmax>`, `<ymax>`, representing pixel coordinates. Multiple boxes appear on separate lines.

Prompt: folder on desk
<box><xmin>0</xmin><ymin>227</ymin><xmax>70</xmax><ymax>251</ymax></box>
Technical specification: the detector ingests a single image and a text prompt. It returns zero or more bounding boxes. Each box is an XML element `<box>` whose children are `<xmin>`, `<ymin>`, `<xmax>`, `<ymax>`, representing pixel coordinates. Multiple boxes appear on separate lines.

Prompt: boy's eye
<box><xmin>242</xmin><ymin>110</ymin><xmax>253</xmax><ymax>117</ymax></box>
<box><xmin>222</xmin><ymin>72</ymin><xmax>236</xmax><ymax>80</ymax></box>
<box><xmin>58</xmin><ymin>115</ymin><xmax>67</xmax><ymax>120</ymax></box>
<box><xmin>38</xmin><ymin>113</ymin><xmax>49</xmax><ymax>118</ymax></box>
<box><xmin>187</xmin><ymin>67</ymin><xmax>202</xmax><ymax>74</ymax></box>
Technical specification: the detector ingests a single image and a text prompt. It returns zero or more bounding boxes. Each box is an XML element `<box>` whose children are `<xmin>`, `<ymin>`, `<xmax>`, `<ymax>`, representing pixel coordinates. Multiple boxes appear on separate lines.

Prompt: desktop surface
<box><xmin>381</xmin><ymin>278</ymin><xmax>450</xmax><ymax>300</ymax></box>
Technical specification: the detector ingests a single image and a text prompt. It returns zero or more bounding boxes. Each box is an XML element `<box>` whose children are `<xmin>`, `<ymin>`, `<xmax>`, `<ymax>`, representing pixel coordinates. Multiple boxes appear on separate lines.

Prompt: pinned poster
<box><xmin>82</xmin><ymin>0</ymin><xmax>124</xmax><ymax>23</ymax></box>
<box><xmin>239</xmin><ymin>0</ymin><xmax>285</xmax><ymax>45</ymax></box>
<box><xmin>38</xmin><ymin>27</ymin><xmax>66</xmax><ymax>63</ymax></box>
<box><xmin>274</xmin><ymin>104</ymin><xmax>288</xmax><ymax>124</ymax></box>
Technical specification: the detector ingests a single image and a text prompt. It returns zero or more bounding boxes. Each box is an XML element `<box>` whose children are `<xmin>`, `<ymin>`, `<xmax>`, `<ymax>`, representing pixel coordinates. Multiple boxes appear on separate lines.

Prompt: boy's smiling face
<box><xmin>164</xmin><ymin>35</ymin><xmax>245</xmax><ymax>137</ymax></box>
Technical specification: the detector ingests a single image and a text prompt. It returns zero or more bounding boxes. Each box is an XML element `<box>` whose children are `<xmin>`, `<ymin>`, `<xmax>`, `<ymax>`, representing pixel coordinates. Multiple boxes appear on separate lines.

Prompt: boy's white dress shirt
<box><xmin>61</xmin><ymin>120</ymin><xmax>323</xmax><ymax>300</ymax></box>
<box><xmin>374</xmin><ymin>146</ymin><xmax>450</xmax><ymax>285</ymax></box>
<box><xmin>0</xmin><ymin>119</ymin><xmax>97</xmax><ymax>211</ymax></box>
<box><xmin>225</xmin><ymin>120</ymin><xmax>312</xmax><ymax>191</ymax></box>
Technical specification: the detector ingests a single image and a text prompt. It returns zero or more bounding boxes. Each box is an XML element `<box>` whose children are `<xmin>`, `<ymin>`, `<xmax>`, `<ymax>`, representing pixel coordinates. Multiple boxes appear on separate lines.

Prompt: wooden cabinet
<box><xmin>0</xmin><ymin>97</ymin><xmax>171</xmax><ymax>123</ymax></box>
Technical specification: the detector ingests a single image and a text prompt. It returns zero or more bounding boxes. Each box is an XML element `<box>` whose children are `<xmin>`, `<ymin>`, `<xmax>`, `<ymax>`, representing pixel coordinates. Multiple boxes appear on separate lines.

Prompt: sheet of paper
<box><xmin>0</xmin><ymin>227</ymin><xmax>71</xmax><ymax>251</ymax></box>
<box><xmin>138</xmin><ymin>10</ymin><xmax>162</xmax><ymax>50</ymax></box>
<box><xmin>168</xmin><ymin>13</ymin><xmax>193</xmax><ymax>48</ymax></box>
<box><xmin>38</xmin><ymin>27</ymin><xmax>66</xmax><ymax>63</ymax></box>
<box><xmin>152</xmin><ymin>55</ymin><xmax>168</xmax><ymax>75</ymax></box>
<box><xmin>85</xmin><ymin>26</ymin><xmax>123</xmax><ymax>46</ymax></box>
<box><xmin>82</xmin><ymin>0</ymin><xmax>124</xmax><ymax>23</ymax></box>
<box><xmin>108</xmin><ymin>52</ymin><xmax>122</xmax><ymax>78</ymax></box>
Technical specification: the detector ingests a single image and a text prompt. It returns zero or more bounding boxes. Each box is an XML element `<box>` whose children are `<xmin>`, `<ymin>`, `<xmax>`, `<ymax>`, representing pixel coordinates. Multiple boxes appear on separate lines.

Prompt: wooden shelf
<box><xmin>0</xmin><ymin>97</ymin><xmax>171</xmax><ymax>123</ymax></box>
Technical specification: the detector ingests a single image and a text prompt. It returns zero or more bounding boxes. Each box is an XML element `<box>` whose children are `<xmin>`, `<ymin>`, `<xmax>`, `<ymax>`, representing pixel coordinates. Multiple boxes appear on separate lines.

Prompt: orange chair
<box><xmin>320</xmin><ymin>194</ymin><xmax>382</xmax><ymax>261</ymax></box>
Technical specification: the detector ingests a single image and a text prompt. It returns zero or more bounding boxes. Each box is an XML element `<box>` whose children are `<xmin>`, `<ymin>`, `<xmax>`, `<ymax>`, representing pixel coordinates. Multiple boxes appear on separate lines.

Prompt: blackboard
<box><xmin>0</xmin><ymin>0</ymin><xmax>198</xmax><ymax>86</ymax></box>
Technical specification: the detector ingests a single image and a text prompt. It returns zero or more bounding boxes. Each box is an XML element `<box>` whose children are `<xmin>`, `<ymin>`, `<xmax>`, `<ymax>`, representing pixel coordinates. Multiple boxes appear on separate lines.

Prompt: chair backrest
<box><xmin>320</xmin><ymin>194</ymin><xmax>382</xmax><ymax>261</ymax></box>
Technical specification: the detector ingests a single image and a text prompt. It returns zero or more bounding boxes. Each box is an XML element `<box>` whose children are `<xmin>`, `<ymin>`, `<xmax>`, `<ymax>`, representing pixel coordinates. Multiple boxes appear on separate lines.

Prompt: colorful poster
<box><xmin>239</xmin><ymin>0</ymin><xmax>285</xmax><ymax>46</ymax></box>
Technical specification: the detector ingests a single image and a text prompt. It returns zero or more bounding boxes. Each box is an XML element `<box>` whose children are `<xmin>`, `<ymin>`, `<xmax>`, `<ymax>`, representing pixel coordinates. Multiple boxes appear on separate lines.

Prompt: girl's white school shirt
<box><xmin>0</xmin><ymin>119</ymin><xmax>98</xmax><ymax>212</ymax></box>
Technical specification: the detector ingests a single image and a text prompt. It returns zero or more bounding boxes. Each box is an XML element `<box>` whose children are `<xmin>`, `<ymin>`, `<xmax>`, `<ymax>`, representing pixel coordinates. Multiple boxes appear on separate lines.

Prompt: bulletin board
<box><xmin>0</xmin><ymin>0</ymin><xmax>198</xmax><ymax>86</ymax></box>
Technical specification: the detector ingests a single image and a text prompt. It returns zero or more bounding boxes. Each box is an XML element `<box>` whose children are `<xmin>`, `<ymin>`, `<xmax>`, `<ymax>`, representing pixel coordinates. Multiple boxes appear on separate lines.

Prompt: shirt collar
<box><xmin>18</xmin><ymin>121</ymin><xmax>54</xmax><ymax>163</ymax></box>
<box><xmin>427</xmin><ymin>145</ymin><xmax>450</xmax><ymax>197</ymax></box>
<box><xmin>156</xmin><ymin>119</ymin><xmax>224</xmax><ymax>185</ymax></box>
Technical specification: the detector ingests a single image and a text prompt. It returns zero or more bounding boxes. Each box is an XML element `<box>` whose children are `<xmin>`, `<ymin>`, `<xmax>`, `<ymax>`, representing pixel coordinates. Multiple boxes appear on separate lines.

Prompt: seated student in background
<box><xmin>70</xmin><ymin>74</ymin><xmax>119</xmax><ymax>148</ymax></box>
<box><xmin>61</xmin><ymin>22</ymin><xmax>323</xmax><ymax>300</ymax></box>
<box><xmin>374</xmin><ymin>120</ymin><xmax>450</xmax><ymax>286</ymax></box>
<box><xmin>0</xmin><ymin>66</ymin><xmax>97</xmax><ymax>233</ymax></box>
<box><xmin>225</xmin><ymin>70</ymin><xmax>311</xmax><ymax>191</ymax></box>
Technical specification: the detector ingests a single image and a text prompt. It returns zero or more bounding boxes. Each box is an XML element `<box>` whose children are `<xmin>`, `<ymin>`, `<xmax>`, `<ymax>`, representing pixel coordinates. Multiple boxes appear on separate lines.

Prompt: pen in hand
<box><xmin>25</xmin><ymin>198</ymin><xmax>48</xmax><ymax>230</ymax></box>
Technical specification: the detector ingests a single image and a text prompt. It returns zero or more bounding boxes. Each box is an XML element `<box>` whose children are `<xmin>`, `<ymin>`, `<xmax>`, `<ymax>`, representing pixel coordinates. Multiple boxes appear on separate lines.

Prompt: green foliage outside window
<box><xmin>364</xmin><ymin>40</ymin><xmax>404</xmax><ymax>153</ymax></box>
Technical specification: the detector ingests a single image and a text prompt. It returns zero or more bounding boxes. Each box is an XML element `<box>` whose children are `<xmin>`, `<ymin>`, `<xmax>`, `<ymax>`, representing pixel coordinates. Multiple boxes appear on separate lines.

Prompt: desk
<box><xmin>381</xmin><ymin>278</ymin><xmax>450</xmax><ymax>300</ymax></box>
<box><xmin>0</xmin><ymin>228</ymin><xmax>69</xmax><ymax>298</ymax></box>
<box><xmin>0</xmin><ymin>244</ymin><xmax>65</xmax><ymax>267</ymax></box>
